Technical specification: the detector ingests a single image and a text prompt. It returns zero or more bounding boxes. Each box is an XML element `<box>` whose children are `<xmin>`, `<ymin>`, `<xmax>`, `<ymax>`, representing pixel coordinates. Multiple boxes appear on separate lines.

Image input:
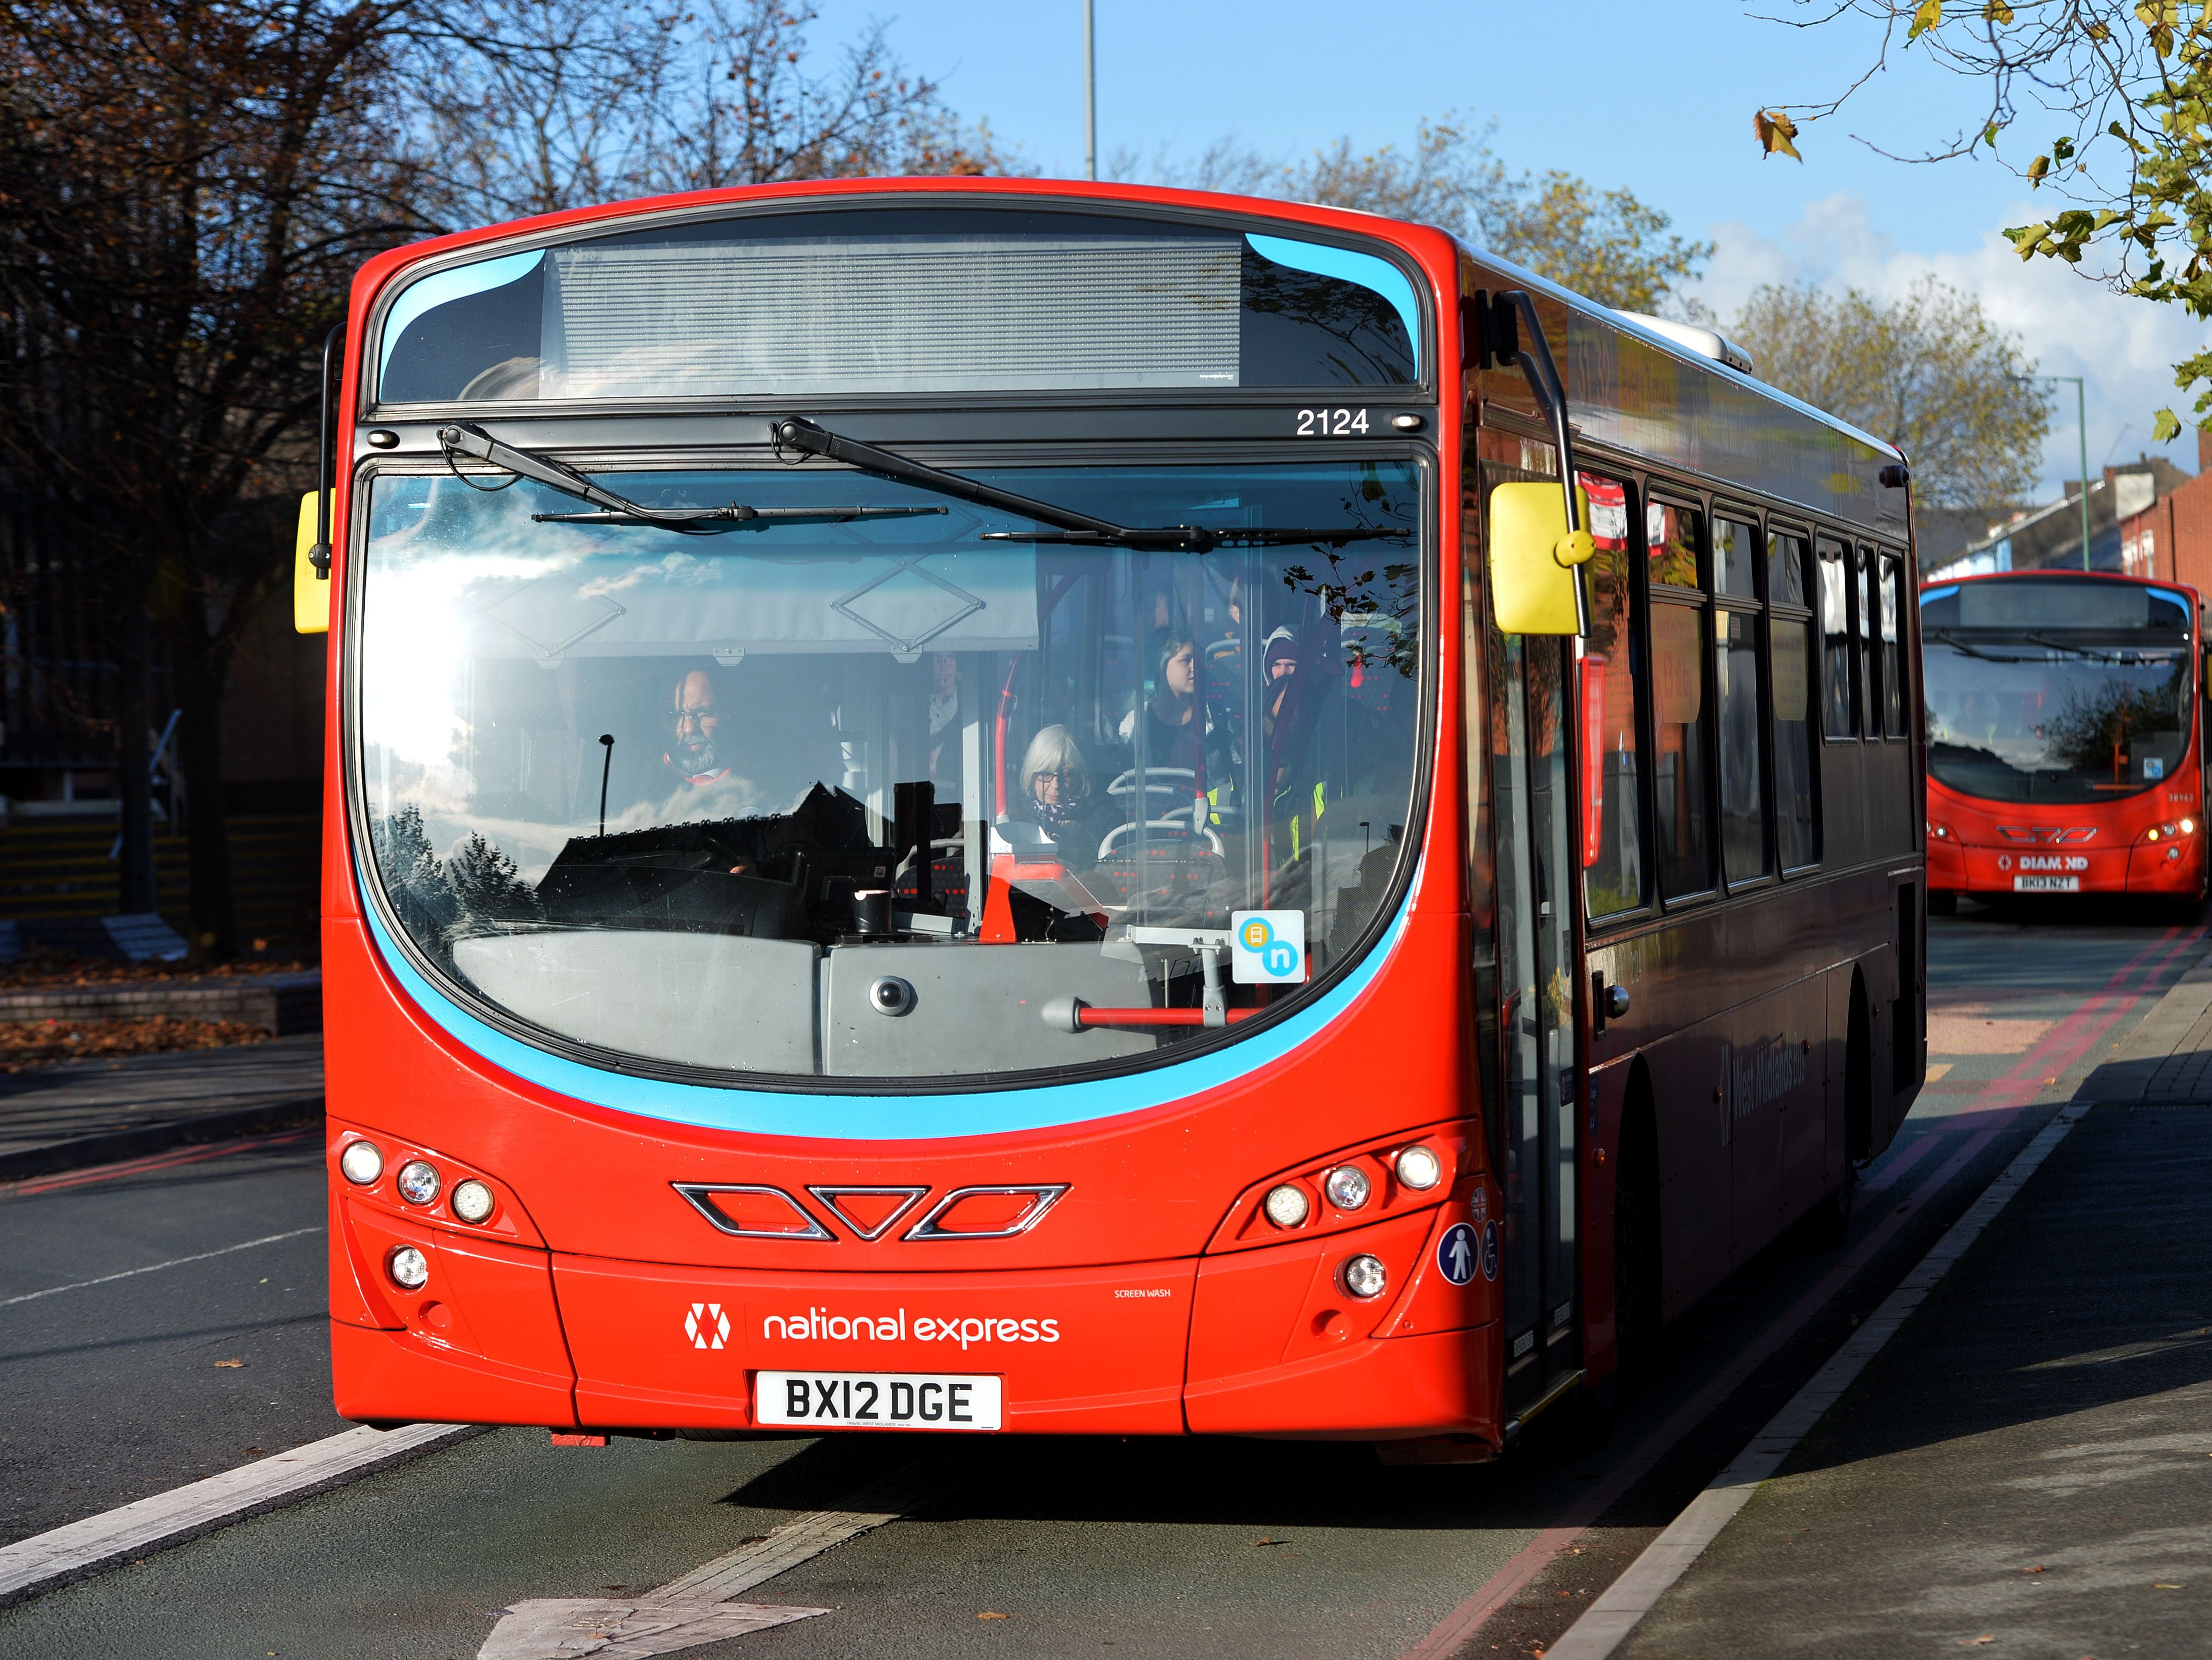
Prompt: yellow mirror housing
<box><xmin>293</xmin><ymin>491</ymin><xmax>329</xmax><ymax>635</ymax></box>
<box><xmin>1487</xmin><ymin>482</ymin><xmax>1592</xmax><ymax>636</ymax></box>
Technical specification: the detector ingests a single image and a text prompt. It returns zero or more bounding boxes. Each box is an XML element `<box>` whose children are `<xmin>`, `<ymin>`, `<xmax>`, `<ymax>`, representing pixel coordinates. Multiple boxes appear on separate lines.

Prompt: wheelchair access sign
<box><xmin>1229</xmin><ymin>910</ymin><xmax>1305</xmax><ymax>984</ymax></box>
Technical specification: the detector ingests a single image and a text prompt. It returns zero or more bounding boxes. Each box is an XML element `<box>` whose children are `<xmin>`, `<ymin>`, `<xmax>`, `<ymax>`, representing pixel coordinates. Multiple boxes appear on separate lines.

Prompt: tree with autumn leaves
<box><xmin>0</xmin><ymin>0</ymin><xmax>1004</xmax><ymax>954</ymax></box>
<box><xmin>1753</xmin><ymin>1</ymin><xmax>2212</xmax><ymax>440</ymax></box>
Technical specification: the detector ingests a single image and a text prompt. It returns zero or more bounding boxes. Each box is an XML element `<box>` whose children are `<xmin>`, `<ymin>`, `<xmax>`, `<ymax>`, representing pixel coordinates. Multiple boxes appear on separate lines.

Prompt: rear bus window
<box><xmin>1880</xmin><ymin>555</ymin><xmax>1906</xmax><ymax>738</ymax></box>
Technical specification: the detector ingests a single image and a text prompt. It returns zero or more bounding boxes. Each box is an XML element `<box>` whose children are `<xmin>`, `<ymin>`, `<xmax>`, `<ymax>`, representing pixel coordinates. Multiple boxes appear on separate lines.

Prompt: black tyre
<box><xmin>1928</xmin><ymin>889</ymin><xmax>1958</xmax><ymax>917</ymax></box>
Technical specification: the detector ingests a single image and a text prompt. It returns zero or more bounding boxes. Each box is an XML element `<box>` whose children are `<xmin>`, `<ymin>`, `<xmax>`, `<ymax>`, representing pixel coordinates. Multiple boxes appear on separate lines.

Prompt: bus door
<box><xmin>1493</xmin><ymin>630</ymin><xmax>1582</xmax><ymax>1411</ymax></box>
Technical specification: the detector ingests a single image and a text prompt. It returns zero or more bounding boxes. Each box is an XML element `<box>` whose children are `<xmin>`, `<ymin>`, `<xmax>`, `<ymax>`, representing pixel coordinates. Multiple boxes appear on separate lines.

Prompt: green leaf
<box><xmin>2026</xmin><ymin>154</ymin><xmax>2050</xmax><ymax>185</ymax></box>
<box><xmin>2153</xmin><ymin>408</ymin><xmax>2183</xmax><ymax>441</ymax></box>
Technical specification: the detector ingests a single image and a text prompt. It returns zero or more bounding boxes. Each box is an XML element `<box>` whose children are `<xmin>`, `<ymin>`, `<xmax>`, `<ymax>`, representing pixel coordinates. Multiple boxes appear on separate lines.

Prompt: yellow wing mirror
<box><xmin>1487</xmin><ymin>482</ymin><xmax>1593</xmax><ymax>636</ymax></box>
<box><xmin>293</xmin><ymin>491</ymin><xmax>330</xmax><ymax>635</ymax></box>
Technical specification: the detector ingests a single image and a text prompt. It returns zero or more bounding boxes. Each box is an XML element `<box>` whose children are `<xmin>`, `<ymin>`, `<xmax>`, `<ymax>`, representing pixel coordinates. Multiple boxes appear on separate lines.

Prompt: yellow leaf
<box><xmin>1755</xmin><ymin>108</ymin><xmax>1802</xmax><ymax>160</ymax></box>
<box><xmin>2026</xmin><ymin>153</ymin><xmax>2050</xmax><ymax>185</ymax></box>
<box><xmin>1984</xmin><ymin>0</ymin><xmax>2013</xmax><ymax>20</ymax></box>
<box><xmin>1908</xmin><ymin>0</ymin><xmax>1943</xmax><ymax>40</ymax></box>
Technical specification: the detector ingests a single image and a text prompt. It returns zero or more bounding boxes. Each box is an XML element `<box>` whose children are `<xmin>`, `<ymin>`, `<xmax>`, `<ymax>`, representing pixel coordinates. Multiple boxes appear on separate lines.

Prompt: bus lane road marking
<box><xmin>0</xmin><ymin>1226</ymin><xmax>323</xmax><ymax>1309</ymax></box>
<box><xmin>0</xmin><ymin>1421</ymin><xmax>476</xmax><ymax>1609</ymax></box>
<box><xmin>1405</xmin><ymin>922</ymin><xmax>2205</xmax><ymax>1659</ymax></box>
<box><xmin>477</xmin><ymin>1459</ymin><xmax>962</xmax><ymax>1658</ymax></box>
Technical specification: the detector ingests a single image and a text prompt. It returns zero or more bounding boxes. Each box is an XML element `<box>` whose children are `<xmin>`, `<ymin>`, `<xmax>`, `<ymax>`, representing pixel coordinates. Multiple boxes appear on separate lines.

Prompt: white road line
<box><xmin>0</xmin><ymin>1226</ymin><xmax>323</xmax><ymax>1308</ymax></box>
<box><xmin>478</xmin><ymin>1460</ymin><xmax>962</xmax><ymax>1658</ymax></box>
<box><xmin>0</xmin><ymin>1421</ymin><xmax>475</xmax><ymax>1608</ymax></box>
<box><xmin>1545</xmin><ymin>1101</ymin><xmax>2093</xmax><ymax>1660</ymax></box>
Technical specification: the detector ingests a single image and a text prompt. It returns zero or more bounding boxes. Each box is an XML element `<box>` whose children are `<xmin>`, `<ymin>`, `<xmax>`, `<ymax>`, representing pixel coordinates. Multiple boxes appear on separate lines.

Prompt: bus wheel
<box><xmin>1928</xmin><ymin>890</ymin><xmax>1958</xmax><ymax>917</ymax></box>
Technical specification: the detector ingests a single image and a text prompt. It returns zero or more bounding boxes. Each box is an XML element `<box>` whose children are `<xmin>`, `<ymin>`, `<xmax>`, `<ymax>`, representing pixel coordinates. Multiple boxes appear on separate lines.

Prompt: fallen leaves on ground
<box><xmin>976</xmin><ymin>1611</ymin><xmax>1008</xmax><ymax>1621</ymax></box>
<box><xmin>0</xmin><ymin>947</ymin><xmax>314</xmax><ymax>991</ymax></box>
<box><xmin>213</xmin><ymin>1358</ymin><xmax>245</xmax><ymax>1368</ymax></box>
<box><xmin>0</xmin><ymin>1014</ymin><xmax>272</xmax><ymax>1071</ymax></box>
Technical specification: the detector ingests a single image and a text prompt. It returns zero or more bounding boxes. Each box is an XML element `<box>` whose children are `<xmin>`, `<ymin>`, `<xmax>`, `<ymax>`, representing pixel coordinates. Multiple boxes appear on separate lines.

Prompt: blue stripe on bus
<box><xmin>1245</xmin><ymin>235</ymin><xmax>1423</xmax><ymax>376</ymax></box>
<box><xmin>356</xmin><ymin>864</ymin><xmax>1422</xmax><ymax>1142</ymax></box>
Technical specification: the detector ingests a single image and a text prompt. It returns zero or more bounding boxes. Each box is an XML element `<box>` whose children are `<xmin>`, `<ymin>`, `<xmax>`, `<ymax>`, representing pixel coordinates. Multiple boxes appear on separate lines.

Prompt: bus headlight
<box><xmin>395</xmin><ymin>1160</ymin><xmax>441</xmax><ymax>1206</ymax></box>
<box><xmin>450</xmin><ymin>1180</ymin><xmax>495</xmax><ymax>1224</ymax></box>
<box><xmin>1324</xmin><ymin>1166</ymin><xmax>1372</xmax><ymax>1210</ymax></box>
<box><xmin>1340</xmin><ymin>1254</ymin><xmax>1387</xmax><ymax>1299</ymax></box>
<box><xmin>1263</xmin><ymin>1183</ymin><xmax>1311</xmax><ymax>1228</ymax></box>
<box><xmin>338</xmin><ymin>1140</ymin><xmax>382</xmax><ymax>1185</ymax></box>
<box><xmin>1394</xmin><ymin>1146</ymin><xmax>1442</xmax><ymax>1190</ymax></box>
<box><xmin>387</xmin><ymin>1246</ymin><xmax>429</xmax><ymax>1290</ymax></box>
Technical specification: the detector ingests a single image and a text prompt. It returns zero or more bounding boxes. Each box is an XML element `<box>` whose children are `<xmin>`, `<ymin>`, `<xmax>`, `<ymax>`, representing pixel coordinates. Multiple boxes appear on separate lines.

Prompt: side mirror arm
<box><xmin>311</xmin><ymin>323</ymin><xmax>342</xmax><ymax>579</ymax></box>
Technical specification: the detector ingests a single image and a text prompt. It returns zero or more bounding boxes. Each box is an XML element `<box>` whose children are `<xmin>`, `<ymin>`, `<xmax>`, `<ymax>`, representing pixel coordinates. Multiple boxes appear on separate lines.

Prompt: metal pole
<box><xmin>2018</xmin><ymin>374</ymin><xmax>2093</xmax><ymax>570</ymax></box>
<box><xmin>1083</xmin><ymin>0</ymin><xmax>1096</xmax><ymax>181</ymax></box>
<box><xmin>2074</xmin><ymin>376</ymin><xmax>2090</xmax><ymax>570</ymax></box>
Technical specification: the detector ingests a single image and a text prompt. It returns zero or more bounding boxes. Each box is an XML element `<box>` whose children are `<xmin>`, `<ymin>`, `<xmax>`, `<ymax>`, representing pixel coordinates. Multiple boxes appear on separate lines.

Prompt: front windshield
<box><xmin>1923</xmin><ymin>636</ymin><xmax>2191</xmax><ymax>803</ymax></box>
<box><xmin>356</xmin><ymin>460</ymin><xmax>1422</xmax><ymax>1082</ymax></box>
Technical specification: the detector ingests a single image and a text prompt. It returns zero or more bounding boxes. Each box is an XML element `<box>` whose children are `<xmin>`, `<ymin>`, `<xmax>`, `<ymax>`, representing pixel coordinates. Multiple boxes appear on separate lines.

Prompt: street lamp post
<box><xmin>2027</xmin><ymin>374</ymin><xmax>2092</xmax><ymax>571</ymax></box>
<box><xmin>1083</xmin><ymin>0</ymin><xmax>1096</xmax><ymax>182</ymax></box>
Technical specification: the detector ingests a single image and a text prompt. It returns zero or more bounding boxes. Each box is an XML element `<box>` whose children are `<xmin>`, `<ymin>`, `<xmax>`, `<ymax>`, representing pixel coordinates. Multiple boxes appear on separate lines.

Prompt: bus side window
<box><xmin>1579</xmin><ymin>471</ymin><xmax>1644</xmax><ymax>918</ymax></box>
<box><xmin>1817</xmin><ymin>537</ymin><xmax>1854</xmax><ymax>738</ymax></box>
<box><xmin>1648</xmin><ymin>500</ymin><xmax>1713</xmax><ymax>898</ymax></box>
<box><xmin>1880</xmin><ymin>555</ymin><xmax>1906</xmax><ymax>738</ymax></box>
<box><xmin>1857</xmin><ymin>544</ymin><xmax>1881</xmax><ymax>739</ymax></box>
<box><xmin>1769</xmin><ymin>531</ymin><xmax>1819</xmax><ymax>868</ymax></box>
<box><xmin>1714</xmin><ymin>516</ymin><xmax>1769</xmax><ymax>885</ymax></box>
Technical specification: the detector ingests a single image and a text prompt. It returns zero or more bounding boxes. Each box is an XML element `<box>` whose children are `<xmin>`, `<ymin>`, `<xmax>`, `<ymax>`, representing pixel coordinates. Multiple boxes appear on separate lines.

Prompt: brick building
<box><xmin>2119</xmin><ymin>429</ymin><xmax>2212</xmax><ymax>596</ymax></box>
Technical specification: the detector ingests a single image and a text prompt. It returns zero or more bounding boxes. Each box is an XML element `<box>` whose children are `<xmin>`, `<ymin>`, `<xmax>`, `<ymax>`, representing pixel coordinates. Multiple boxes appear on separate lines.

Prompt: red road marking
<box><xmin>1859</xmin><ymin>1129</ymin><xmax>1944</xmax><ymax>1196</ymax></box>
<box><xmin>0</xmin><ymin>1126</ymin><xmax>317</xmax><ymax>1200</ymax></box>
<box><xmin>1403</xmin><ymin>921</ymin><xmax>2205</xmax><ymax>1659</ymax></box>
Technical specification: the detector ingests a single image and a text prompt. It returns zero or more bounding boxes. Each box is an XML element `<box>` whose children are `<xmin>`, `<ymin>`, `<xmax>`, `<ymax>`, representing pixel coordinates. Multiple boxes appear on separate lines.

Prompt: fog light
<box><xmin>1340</xmin><ymin>1254</ymin><xmax>1387</xmax><ymax>1299</ymax></box>
<box><xmin>387</xmin><ymin>1246</ymin><xmax>429</xmax><ymax>1290</ymax></box>
<box><xmin>1394</xmin><ymin>1145</ymin><xmax>1442</xmax><ymax>1190</ymax></box>
<box><xmin>1324</xmin><ymin>1166</ymin><xmax>1372</xmax><ymax>1210</ymax></box>
<box><xmin>338</xmin><ymin>1140</ymin><xmax>382</xmax><ymax>1185</ymax></box>
<box><xmin>450</xmin><ymin>1179</ymin><xmax>495</xmax><ymax>1224</ymax></box>
<box><xmin>396</xmin><ymin>1160</ymin><xmax>440</xmax><ymax>1206</ymax></box>
<box><xmin>1263</xmin><ymin>1183</ymin><xmax>1311</xmax><ymax>1228</ymax></box>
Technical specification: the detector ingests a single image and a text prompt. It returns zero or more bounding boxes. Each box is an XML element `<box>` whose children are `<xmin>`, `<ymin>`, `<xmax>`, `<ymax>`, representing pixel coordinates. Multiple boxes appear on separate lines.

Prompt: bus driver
<box><xmin>664</xmin><ymin>663</ymin><xmax>732</xmax><ymax>788</ymax></box>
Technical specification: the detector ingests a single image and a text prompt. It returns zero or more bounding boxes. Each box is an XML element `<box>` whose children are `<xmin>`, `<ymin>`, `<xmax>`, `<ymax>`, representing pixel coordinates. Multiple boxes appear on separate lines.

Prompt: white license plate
<box><xmin>756</xmin><ymin>1370</ymin><xmax>1002</xmax><ymax>1431</ymax></box>
<box><xmin>2013</xmin><ymin>875</ymin><xmax>2080</xmax><ymax>892</ymax></box>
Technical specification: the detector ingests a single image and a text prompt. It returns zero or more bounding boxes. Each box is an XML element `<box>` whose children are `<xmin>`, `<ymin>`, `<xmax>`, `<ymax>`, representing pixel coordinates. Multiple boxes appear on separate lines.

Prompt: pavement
<box><xmin>0</xmin><ymin>1035</ymin><xmax>323</xmax><ymax>1178</ymax></box>
<box><xmin>1598</xmin><ymin>905</ymin><xmax>2212</xmax><ymax>1660</ymax></box>
<box><xmin>0</xmin><ymin>900</ymin><xmax>2206</xmax><ymax>1659</ymax></box>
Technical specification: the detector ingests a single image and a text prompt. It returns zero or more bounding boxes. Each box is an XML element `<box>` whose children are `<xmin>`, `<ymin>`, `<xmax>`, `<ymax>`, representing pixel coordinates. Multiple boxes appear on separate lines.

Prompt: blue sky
<box><xmin>822</xmin><ymin>0</ymin><xmax>2207</xmax><ymax>502</ymax></box>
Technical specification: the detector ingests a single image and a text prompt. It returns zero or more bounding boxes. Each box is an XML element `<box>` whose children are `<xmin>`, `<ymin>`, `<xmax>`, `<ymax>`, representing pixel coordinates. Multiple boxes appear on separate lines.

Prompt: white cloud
<box><xmin>1682</xmin><ymin>192</ymin><xmax>2208</xmax><ymax>499</ymax></box>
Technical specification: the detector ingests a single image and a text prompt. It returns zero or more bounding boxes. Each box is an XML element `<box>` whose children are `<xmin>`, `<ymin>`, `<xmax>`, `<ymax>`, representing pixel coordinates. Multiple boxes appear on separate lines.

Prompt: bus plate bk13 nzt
<box><xmin>756</xmin><ymin>1370</ymin><xmax>1003</xmax><ymax>1431</ymax></box>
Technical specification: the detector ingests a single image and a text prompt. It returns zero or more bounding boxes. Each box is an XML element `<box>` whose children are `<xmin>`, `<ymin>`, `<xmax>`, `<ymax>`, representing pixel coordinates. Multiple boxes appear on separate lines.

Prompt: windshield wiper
<box><xmin>437</xmin><ymin>422</ymin><xmax>947</xmax><ymax>535</ymax></box>
<box><xmin>770</xmin><ymin>416</ymin><xmax>1410</xmax><ymax>553</ymax></box>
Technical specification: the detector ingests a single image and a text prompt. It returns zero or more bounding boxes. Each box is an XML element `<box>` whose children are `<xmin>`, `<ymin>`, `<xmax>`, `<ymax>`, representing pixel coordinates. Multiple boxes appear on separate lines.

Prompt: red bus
<box><xmin>295</xmin><ymin>177</ymin><xmax>1926</xmax><ymax>1455</ymax></box>
<box><xmin>1921</xmin><ymin>570</ymin><xmax>2206</xmax><ymax>917</ymax></box>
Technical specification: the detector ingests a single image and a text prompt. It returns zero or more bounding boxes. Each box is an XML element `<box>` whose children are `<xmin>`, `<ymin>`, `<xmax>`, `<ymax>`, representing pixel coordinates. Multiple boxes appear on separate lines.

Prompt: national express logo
<box><xmin>752</xmin><ymin>1307</ymin><xmax>1061</xmax><ymax>1349</ymax></box>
